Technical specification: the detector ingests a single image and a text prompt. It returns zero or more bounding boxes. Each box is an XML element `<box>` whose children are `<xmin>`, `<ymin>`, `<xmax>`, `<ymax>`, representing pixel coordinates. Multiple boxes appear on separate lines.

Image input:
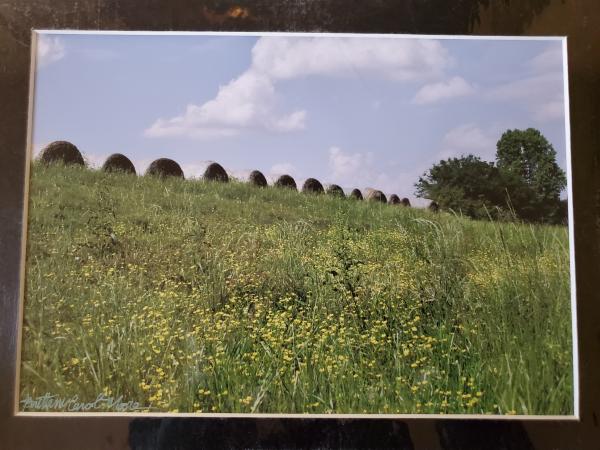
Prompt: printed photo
<box><xmin>19</xmin><ymin>31</ymin><xmax>575</xmax><ymax>415</ymax></box>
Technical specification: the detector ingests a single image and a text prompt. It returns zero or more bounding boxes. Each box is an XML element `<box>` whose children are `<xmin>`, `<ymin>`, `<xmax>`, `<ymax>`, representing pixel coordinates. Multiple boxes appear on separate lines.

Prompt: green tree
<box><xmin>415</xmin><ymin>155</ymin><xmax>524</xmax><ymax>220</ymax></box>
<box><xmin>496</xmin><ymin>128</ymin><xmax>566</xmax><ymax>222</ymax></box>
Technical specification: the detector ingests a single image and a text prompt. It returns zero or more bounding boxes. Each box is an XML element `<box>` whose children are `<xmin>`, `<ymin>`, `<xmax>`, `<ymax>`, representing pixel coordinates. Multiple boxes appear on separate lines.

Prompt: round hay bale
<box><xmin>326</xmin><ymin>184</ymin><xmax>345</xmax><ymax>197</ymax></box>
<box><xmin>401</xmin><ymin>197</ymin><xmax>411</xmax><ymax>207</ymax></box>
<box><xmin>39</xmin><ymin>141</ymin><xmax>85</xmax><ymax>166</ymax></box>
<box><xmin>365</xmin><ymin>188</ymin><xmax>387</xmax><ymax>203</ymax></box>
<box><xmin>388</xmin><ymin>194</ymin><xmax>401</xmax><ymax>205</ymax></box>
<box><xmin>429</xmin><ymin>201</ymin><xmax>440</xmax><ymax>213</ymax></box>
<box><xmin>274</xmin><ymin>174</ymin><xmax>297</xmax><ymax>190</ymax></box>
<box><xmin>203</xmin><ymin>162</ymin><xmax>229</xmax><ymax>182</ymax></box>
<box><xmin>102</xmin><ymin>153</ymin><xmax>136</xmax><ymax>174</ymax></box>
<box><xmin>349</xmin><ymin>189</ymin><xmax>363</xmax><ymax>200</ymax></box>
<box><xmin>248</xmin><ymin>170</ymin><xmax>267</xmax><ymax>187</ymax></box>
<box><xmin>302</xmin><ymin>178</ymin><xmax>324</xmax><ymax>194</ymax></box>
<box><xmin>145</xmin><ymin>158</ymin><xmax>184</xmax><ymax>178</ymax></box>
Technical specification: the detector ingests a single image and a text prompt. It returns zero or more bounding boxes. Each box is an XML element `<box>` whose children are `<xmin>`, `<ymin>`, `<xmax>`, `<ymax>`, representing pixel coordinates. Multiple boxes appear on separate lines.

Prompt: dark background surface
<box><xmin>1</xmin><ymin>1</ymin><xmax>599</xmax><ymax>448</ymax></box>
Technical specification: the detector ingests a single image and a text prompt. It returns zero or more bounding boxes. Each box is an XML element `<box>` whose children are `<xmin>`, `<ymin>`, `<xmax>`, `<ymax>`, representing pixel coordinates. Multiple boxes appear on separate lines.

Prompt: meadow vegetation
<box><xmin>20</xmin><ymin>163</ymin><xmax>573</xmax><ymax>414</ymax></box>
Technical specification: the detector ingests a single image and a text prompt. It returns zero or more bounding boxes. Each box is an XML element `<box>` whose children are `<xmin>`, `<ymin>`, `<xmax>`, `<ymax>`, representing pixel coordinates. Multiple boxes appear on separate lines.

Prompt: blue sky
<box><xmin>33</xmin><ymin>32</ymin><xmax>568</xmax><ymax>206</ymax></box>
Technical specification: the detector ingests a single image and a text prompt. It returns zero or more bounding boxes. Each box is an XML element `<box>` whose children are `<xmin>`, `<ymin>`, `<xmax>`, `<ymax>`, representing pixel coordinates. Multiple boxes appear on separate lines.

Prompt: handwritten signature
<box><xmin>20</xmin><ymin>392</ymin><xmax>146</xmax><ymax>412</ymax></box>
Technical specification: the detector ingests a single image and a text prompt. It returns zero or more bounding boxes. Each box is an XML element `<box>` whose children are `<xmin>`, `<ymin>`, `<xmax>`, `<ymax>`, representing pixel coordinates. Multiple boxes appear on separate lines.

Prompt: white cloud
<box><xmin>484</xmin><ymin>44</ymin><xmax>565</xmax><ymax>123</ymax></box>
<box><xmin>145</xmin><ymin>36</ymin><xmax>451</xmax><ymax>139</ymax></box>
<box><xmin>269</xmin><ymin>163</ymin><xmax>296</xmax><ymax>176</ymax></box>
<box><xmin>329</xmin><ymin>146</ymin><xmax>374</xmax><ymax>181</ymax></box>
<box><xmin>534</xmin><ymin>100</ymin><xmax>564</xmax><ymax>122</ymax></box>
<box><xmin>412</xmin><ymin>76</ymin><xmax>476</xmax><ymax>105</ymax></box>
<box><xmin>145</xmin><ymin>71</ymin><xmax>307</xmax><ymax>139</ymax></box>
<box><xmin>528</xmin><ymin>45</ymin><xmax>563</xmax><ymax>73</ymax></box>
<box><xmin>485</xmin><ymin>72</ymin><xmax>564</xmax><ymax>123</ymax></box>
<box><xmin>251</xmin><ymin>37</ymin><xmax>450</xmax><ymax>82</ymax></box>
<box><xmin>37</xmin><ymin>35</ymin><xmax>66</xmax><ymax>68</ymax></box>
<box><xmin>327</xmin><ymin>146</ymin><xmax>424</xmax><ymax>204</ymax></box>
<box><xmin>440</xmin><ymin>123</ymin><xmax>497</xmax><ymax>160</ymax></box>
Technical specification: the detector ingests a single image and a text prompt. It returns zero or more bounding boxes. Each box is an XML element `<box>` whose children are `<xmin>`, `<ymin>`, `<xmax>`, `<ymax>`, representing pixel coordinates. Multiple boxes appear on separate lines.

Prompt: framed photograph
<box><xmin>1</xmin><ymin>2</ymin><xmax>599</xmax><ymax>449</ymax></box>
<box><xmin>19</xmin><ymin>30</ymin><xmax>577</xmax><ymax>418</ymax></box>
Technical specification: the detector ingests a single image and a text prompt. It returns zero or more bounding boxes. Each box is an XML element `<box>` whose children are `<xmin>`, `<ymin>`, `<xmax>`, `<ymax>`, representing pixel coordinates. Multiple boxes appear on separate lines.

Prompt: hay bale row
<box><xmin>102</xmin><ymin>153</ymin><xmax>136</xmax><ymax>174</ymax></box>
<box><xmin>39</xmin><ymin>141</ymin><xmax>422</xmax><ymax>209</ymax></box>
<box><xmin>39</xmin><ymin>141</ymin><xmax>85</xmax><ymax>166</ymax></box>
<box><xmin>248</xmin><ymin>170</ymin><xmax>267</xmax><ymax>187</ymax></box>
<box><xmin>146</xmin><ymin>158</ymin><xmax>184</xmax><ymax>178</ymax></box>
<box><xmin>388</xmin><ymin>194</ymin><xmax>401</xmax><ymax>205</ymax></box>
<box><xmin>326</xmin><ymin>184</ymin><xmax>345</xmax><ymax>197</ymax></box>
<box><xmin>350</xmin><ymin>189</ymin><xmax>363</xmax><ymax>200</ymax></box>
<box><xmin>203</xmin><ymin>162</ymin><xmax>228</xmax><ymax>182</ymax></box>
<box><xmin>365</xmin><ymin>188</ymin><xmax>387</xmax><ymax>203</ymax></box>
<box><xmin>274</xmin><ymin>174</ymin><xmax>297</xmax><ymax>190</ymax></box>
<box><xmin>302</xmin><ymin>178</ymin><xmax>324</xmax><ymax>194</ymax></box>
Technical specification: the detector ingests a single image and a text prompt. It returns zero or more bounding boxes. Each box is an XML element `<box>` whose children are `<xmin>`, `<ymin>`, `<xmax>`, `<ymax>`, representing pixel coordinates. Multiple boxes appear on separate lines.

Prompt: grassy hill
<box><xmin>20</xmin><ymin>163</ymin><xmax>573</xmax><ymax>414</ymax></box>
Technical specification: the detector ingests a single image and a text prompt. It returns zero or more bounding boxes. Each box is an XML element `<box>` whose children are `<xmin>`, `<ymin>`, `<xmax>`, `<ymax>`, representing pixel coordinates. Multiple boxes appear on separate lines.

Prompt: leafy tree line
<box><xmin>415</xmin><ymin>128</ymin><xmax>567</xmax><ymax>224</ymax></box>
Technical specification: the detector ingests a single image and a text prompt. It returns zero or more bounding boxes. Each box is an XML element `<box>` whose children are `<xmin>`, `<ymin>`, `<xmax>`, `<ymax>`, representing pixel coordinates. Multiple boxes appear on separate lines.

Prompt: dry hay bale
<box><xmin>401</xmin><ymin>197</ymin><xmax>411</xmax><ymax>207</ymax></box>
<box><xmin>39</xmin><ymin>141</ymin><xmax>85</xmax><ymax>166</ymax></box>
<box><xmin>302</xmin><ymin>178</ymin><xmax>324</xmax><ymax>194</ymax></box>
<box><xmin>248</xmin><ymin>170</ymin><xmax>267</xmax><ymax>187</ymax></box>
<box><xmin>326</xmin><ymin>184</ymin><xmax>345</xmax><ymax>197</ymax></box>
<box><xmin>365</xmin><ymin>188</ymin><xmax>387</xmax><ymax>203</ymax></box>
<box><xmin>274</xmin><ymin>174</ymin><xmax>297</xmax><ymax>190</ymax></box>
<box><xmin>102</xmin><ymin>153</ymin><xmax>136</xmax><ymax>174</ymax></box>
<box><xmin>349</xmin><ymin>188</ymin><xmax>363</xmax><ymax>200</ymax></box>
<box><xmin>145</xmin><ymin>158</ymin><xmax>184</xmax><ymax>178</ymax></box>
<box><xmin>203</xmin><ymin>162</ymin><xmax>229</xmax><ymax>182</ymax></box>
<box><xmin>388</xmin><ymin>194</ymin><xmax>401</xmax><ymax>205</ymax></box>
<box><xmin>429</xmin><ymin>201</ymin><xmax>440</xmax><ymax>213</ymax></box>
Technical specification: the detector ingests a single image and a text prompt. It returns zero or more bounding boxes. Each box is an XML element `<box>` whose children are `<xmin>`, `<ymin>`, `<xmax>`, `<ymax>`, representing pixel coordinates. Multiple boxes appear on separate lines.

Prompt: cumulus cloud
<box><xmin>327</xmin><ymin>146</ymin><xmax>423</xmax><ymax>203</ymax></box>
<box><xmin>412</xmin><ymin>76</ymin><xmax>476</xmax><ymax>105</ymax></box>
<box><xmin>528</xmin><ymin>44</ymin><xmax>563</xmax><ymax>73</ymax></box>
<box><xmin>145</xmin><ymin>36</ymin><xmax>452</xmax><ymax>139</ymax></box>
<box><xmin>440</xmin><ymin>123</ymin><xmax>497</xmax><ymax>160</ymax></box>
<box><xmin>251</xmin><ymin>37</ymin><xmax>450</xmax><ymax>82</ymax></box>
<box><xmin>486</xmin><ymin>72</ymin><xmax>564</xmax><ymax>123</ymax></box>
<box><xmin>534</xmin><ymin>100</ymin><xmax>564</xmax><ymax>122</ymax></box>
<box><xmin>485</xmin><ymin>44</ymin><xmax>565</xmax><ymax>123</ymax></box>
<box><xmin>269</xmin><ymin>162</ymin><xmax>296</xmax><ymax>176</ymax></box>
<box><xmin>37</xmin><ymin>35</ymin><xmax>66</xmax><ymax>68</ymax></box>
<box><xmin>145</xmin><ymin>71</ymin><xmax>307</xmax><ymax>139</ymax></box>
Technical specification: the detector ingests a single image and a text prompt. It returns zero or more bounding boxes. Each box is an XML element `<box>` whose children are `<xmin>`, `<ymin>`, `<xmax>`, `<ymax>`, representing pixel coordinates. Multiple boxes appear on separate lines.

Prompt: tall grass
<box><xmin>20</xmin><ymin>163</ymin><xmax>573</xmax><ymax>414</ymax></box>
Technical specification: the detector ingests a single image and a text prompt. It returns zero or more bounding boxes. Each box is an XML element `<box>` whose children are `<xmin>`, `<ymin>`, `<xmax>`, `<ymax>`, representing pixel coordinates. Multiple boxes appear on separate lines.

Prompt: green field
<box><xmin>20</xmin><ymin>163</ymin><xmax>573</xmax><ymax>414</ymax></box>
